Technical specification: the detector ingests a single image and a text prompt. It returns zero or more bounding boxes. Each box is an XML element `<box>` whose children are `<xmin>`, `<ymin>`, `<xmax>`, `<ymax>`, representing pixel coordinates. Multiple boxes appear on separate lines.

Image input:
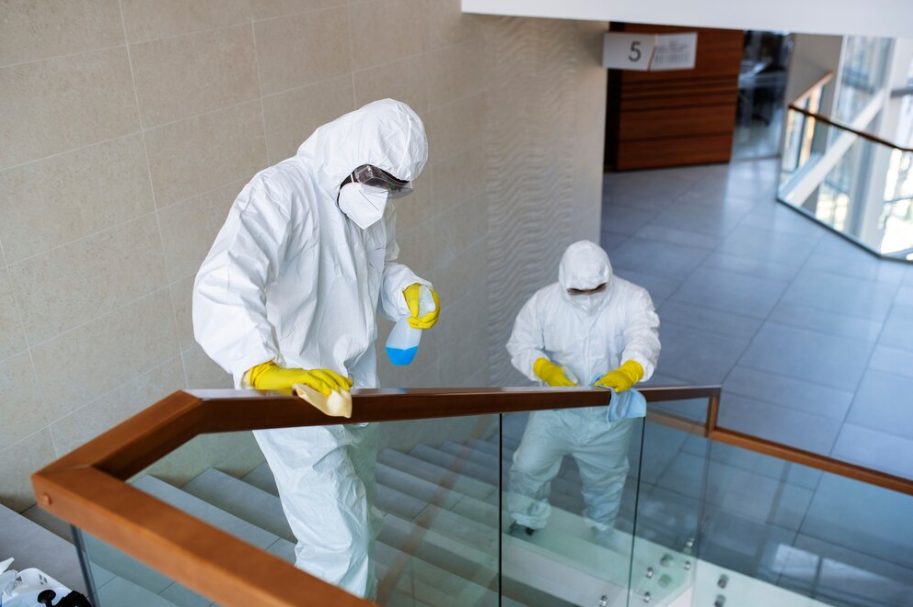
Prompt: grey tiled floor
<box><xmin>601</xmin><ymin>159</ymin><xmax>913</xmax><ymax>481</ymax></box>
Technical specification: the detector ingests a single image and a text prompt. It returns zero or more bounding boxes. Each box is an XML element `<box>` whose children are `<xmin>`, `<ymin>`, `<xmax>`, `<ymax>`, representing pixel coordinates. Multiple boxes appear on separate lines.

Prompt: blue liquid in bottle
<box><xmin>386</xmin><ymin>345</ymin><xmax>418</xmax><ymax>366</ymax></box>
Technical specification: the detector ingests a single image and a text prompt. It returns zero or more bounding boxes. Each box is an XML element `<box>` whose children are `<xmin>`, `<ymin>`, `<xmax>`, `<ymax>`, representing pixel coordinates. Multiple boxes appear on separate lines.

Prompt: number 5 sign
<box><xmin>602</xmin><ymin>32</ymin><xmax>697</xmax><ymax>71</ymax></box>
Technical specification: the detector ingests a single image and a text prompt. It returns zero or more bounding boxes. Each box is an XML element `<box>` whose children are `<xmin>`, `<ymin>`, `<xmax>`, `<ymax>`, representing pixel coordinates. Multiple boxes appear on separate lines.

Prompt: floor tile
<box><xmin>739</xmin><ymin>324</ymin><xmax>874</xmax><ymax>391</ymax></box>
<box><xmin>670</xmin><ymin>267</ymin><xmax>789</xmax><ymax>319</ymax></box>
<box><xmin>831</xmin><ymin>424</ymin><xmax>913</xmax><ymax>480</ymax></box>
<box><xmin>700</xmin><ymin>250</ymin><xmax>802</xmax><ymax>282</ymax></box>
<box><xmin>600</xmin><ymin>230</ymin><xmax>629</xmax><ymax>254</ymax></box>
<box><xmin>845</xmin><ymin>369</ymin><xmax>913</xmax><ymax>440</ymax></box>
<box><xmin>717</xmin><ymin>393</ymin><xmax>843</xmax><ymax>454</ymax></box>
<box><xmin>780</xmin><ymin>268</ymin><xmax>898</xmax><ymax>320</ymax></box>
<box><xmin>634</xmin><ymin>224</ymin><xmax>721</xmax><ymax>250</ymax></box>
<box><xmin>648</xmin><ymin>197</ymin><xmax>752</xmax><ymax>236</ymax></box>
<box><xmin>717</xmin><ymin>224</ymin><xmax>821</xmax><ymax>266</ymax></box>
<box><xmin>739</xmin><ymin>201</ymin><xmax>824</xmax><ymax>236</ymax></box>
<box><xmin>879</xmin><ymin>303</ymin><xmax>913</xmax><ymax>353</ymax></box>
<box><xmin>723</xmin><ymin>366</ymin><xmax>854</xmax><ymax>421</ymax></box>
<box><xmin>868</xmin><ymin>345</ymin><xmax>913</xmax><ymax>379</ymax></box>
<box><xmin>801</xmin><ymin>473</ymin><xmax>913</xmax><ymax>570</ymax></box>
<box><xmin>654</xmin><ymin>322</ymin><xmax>751</xmax><ymax>385</ymax></box>
<box><xmin>768</xmin><ymin>302</ymin><xmax>885</xmax><ymax>343</ymax></box>
<box><xmin>610</xmin><ymin>237</ymin><xmax>710</xmax><ymax>280</ymax></box>
<box><xmin>658</xmin><ymin>300</ymin><xmax>762</xmax><ymax>341</ymax></box>
<box><xmin>804</xmin><ymin>252</ymin><xmax>907</xmax><ymax>285</ymax></box>
<box><xmin>612</xmin><ymin>268</ymin><xmax>682</xmax><ymax>306</ymax></box>
<box><xmin>698</xmin><ymin>506</ymin><xmax>797</xmax><ymax>583</ymax></box>
<box><xmin>778</xmin><ymin>534</ymin><xmax>913</xmax><ymax>607</ymax></box>
<box><xmin>601</xmin><ymin>202</ymin><xmax>659</xmax><ymax>236</ymax></box>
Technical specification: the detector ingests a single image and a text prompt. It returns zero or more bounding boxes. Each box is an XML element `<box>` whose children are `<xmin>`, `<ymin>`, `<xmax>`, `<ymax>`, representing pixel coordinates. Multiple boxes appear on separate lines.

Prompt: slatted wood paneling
<box><xmin>605</xmin><ymin>24</ymin><xmax>744</xmax><ymax>171</ymax></box>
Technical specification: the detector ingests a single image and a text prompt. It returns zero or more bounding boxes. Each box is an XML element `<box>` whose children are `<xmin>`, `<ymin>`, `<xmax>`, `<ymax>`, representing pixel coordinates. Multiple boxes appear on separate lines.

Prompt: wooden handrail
<box><xmin>787</xmin><ymin>104</ymin><xmax>913</xmax><ymax>153</ymax></box>
<box><xmin>32</xmin><ymin>384</ymin><xmax>913</xmax><ymax>607</ymax></box>
<box><xmin>33</xmin><ymin>385</ymin><xmax>717</xmax><ymax>607</ymax></box>
<box><xmin>791</xmin><ymin>70</ymin><xmax>834</xmax><ymax>107</ymax></box>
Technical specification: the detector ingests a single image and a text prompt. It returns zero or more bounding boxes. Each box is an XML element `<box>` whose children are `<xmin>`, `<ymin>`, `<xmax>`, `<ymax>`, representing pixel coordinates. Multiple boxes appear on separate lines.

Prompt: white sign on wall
<box><xmin>602</xmin><ymin>32</ymin><xmax>698</xmax><ymax>71</ymax></box>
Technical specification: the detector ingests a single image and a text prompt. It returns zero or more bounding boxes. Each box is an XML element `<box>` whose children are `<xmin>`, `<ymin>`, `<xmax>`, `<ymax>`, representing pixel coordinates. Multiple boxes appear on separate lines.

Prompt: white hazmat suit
<box><xmin>507</xmin><ymin>240</ymin><xmax>660</xmax><ymax>532</ymax></box>
<box><xmin>193</xmin><ymin>99</ymin><xmax>430</xmax><ymax>597</ymax></box>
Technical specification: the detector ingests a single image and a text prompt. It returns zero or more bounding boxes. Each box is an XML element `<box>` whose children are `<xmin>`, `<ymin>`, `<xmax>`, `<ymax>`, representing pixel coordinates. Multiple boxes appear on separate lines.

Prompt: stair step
<box><xmin>439</xmin><ymin>441</ymin><xmax>499</xmax><ymax>468</ymax></box>
<box><xmin>0</xmin><ymin>504</ymin><xmax>87</xmax><ymax>594</ymax></box>
<box><xmin>378</xmin><ymin>449</ymin><xmax>497</xmax><ymax>503</ymax></box>
<box><xmin>133</xmin><ymin>475</ymin><xmax>278</xmax><ymax>550</ymax></box>
<box><xmin>239</xmin><ymin>463</ymin><xmax>498</xmax><ymax>564</ymax></box>
<box><xmin>409</xmin><ymin>445</ymin><xmax>499</xmax><ymax>486</ymax></box>
<box><xmin>182</xmin><ymin>469</ymin><xmax>293</xmax><ymax>540</ymax></box>
<box><xmin>377</xmin><ymin>462</ymin><xmax>499</xmax><ymax>523</ymax></box>
<box><xmin>96</xmin><ymin>575</ymin><xmax>181</xmax><ymax>607</ymax></box>
<box><xmin>375</xmin><ymin>542</ymin><xmax>497</xmax><ymax>607</ymax></box>
<box><xmin>466</xmin><ymin>438</ymin><xmax>500</xmax><ymax>457</ymax></box>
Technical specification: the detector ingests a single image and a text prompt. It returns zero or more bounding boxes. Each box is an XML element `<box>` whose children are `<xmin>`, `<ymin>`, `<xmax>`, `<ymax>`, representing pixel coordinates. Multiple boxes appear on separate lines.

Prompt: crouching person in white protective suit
<box><xmin>506</xmin><ymin>240</ymin><xmax>660</xmax><ymax>545</ymax></box>
<box><xmin>192</xmin><ymin>99</ymin><xmax>440</xmax><ymax>599</ymax></box>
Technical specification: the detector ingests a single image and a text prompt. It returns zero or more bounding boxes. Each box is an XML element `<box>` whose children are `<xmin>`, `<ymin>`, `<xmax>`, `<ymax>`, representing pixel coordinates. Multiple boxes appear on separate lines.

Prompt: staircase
<box><xmin>4</xmin><ymin>419</ymin><xmax>685</xmax><ymax>607</ymax></box>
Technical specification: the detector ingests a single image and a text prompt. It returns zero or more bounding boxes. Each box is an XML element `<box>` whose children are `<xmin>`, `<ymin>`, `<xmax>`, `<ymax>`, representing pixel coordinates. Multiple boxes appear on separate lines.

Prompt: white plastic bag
<box><xmin>0</xmin><ymin>558</ymin><xmax>72</xmax><ymax>607</ymax></box>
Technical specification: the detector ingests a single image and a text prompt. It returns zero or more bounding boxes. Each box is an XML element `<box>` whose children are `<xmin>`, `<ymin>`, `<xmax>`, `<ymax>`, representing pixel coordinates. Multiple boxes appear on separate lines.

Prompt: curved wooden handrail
<box><xmin>31</xmin><ymin>384</ymin><xmax>913</xmax><ymax>606</ymax></box>
<box><xmin>787</xmin><ymin>104</ymin><xmax>913</xmax><ymax>153</ymax></box>
<box><xmin>791</xmin><ymin>70</ymin><xmax>834</xmax><ymax>107</ymax></box>
<box><xmin>32</xmin><ymin>386</ymin><xmax>717</xmax><ymax>607</ymax></box>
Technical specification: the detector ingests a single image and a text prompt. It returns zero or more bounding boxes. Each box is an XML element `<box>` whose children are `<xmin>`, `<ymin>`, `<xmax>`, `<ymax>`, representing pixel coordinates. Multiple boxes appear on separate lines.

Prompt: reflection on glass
<box><xmin>834</xmin><ymin>36</ymin><xmax>892</xmax><ymax>123</ymax></box>
<box><xmin>779</xmin><ymin>108</ymin><xmax>913</xmax><ymax>259</ymax></box>
<box><xmin>502</xmin><ymin>407</ymin><xmax>644</xmax><ymax>606</ymax></box>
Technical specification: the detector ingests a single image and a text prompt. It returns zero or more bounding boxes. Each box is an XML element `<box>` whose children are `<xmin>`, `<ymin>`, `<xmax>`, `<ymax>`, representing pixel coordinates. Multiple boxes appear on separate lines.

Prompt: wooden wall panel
<box><xmin>605</xmin><ymin>23</ymin><xmax>743</xmax><ymax>171</ymax></box>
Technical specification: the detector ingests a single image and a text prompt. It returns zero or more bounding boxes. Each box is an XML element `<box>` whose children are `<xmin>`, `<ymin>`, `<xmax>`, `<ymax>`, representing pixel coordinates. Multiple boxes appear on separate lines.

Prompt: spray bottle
<box><xmin>386</xmin><ymin>286</ymin><xmax>436</xmax><ymax>365</ymax></box>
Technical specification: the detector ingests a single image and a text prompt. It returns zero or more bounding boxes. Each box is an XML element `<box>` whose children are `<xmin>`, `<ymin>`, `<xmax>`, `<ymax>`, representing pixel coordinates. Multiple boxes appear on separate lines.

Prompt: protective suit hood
<box><xmin>297</xmin><ymin>99</ymin><xmax>429</xmax><ymax>199</ymax></box>
<box><xmin>558</xmin><ymin>241</ymin><xmax>614</xmax><ymax>311</ymax></box>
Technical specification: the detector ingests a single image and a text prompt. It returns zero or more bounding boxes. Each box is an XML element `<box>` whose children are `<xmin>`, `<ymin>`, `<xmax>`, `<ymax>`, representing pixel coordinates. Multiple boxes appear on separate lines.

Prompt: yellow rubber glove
<box><xmin>404</xmin><ymin>283</ymin><xmax>440</xmax><ymax>329</ymax></box>
<box><xmin>595</xmin><ymin>360</ymin><xmax>644</xmax><ymax>392</ymax></box>
<box><xmin>533</xmin><ymin>357</ymin><xmax>577</xmax><ymax>387</ymax></box>
<box><xmin>245</xmin><ymin>361</ymin><xmax>353</xmax><ymax>395</ymax></box>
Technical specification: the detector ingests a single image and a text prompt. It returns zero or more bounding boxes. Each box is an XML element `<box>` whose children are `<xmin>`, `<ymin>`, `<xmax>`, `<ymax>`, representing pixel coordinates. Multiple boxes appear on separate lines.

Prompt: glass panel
<box><xmin>72</xmin><ymin>416</ymin><xmax>504</xmax><ymax>607</ymax></box>
<box><xmin>629</xmin><ymin>399</ymin><xmax>710</xmax><ymax>606</ymax></box>
<box><xmin>779</xmin><ymin>108</ymin><xmax>913</xmax><ymax>260</ymax></box>
<box><xmin>834</xmin><ymin>36</ymin><xmax>892</xmax><ymax>124</ymax></box>
<box><xmin>690</xmin><ymin>446</ymin><xmax>913</xmax><ymax>607</ymax></box>
<box><xmin>501</xmin><ymin>401</ymin><xmax>645</xmax><ymax>606</ymax></box>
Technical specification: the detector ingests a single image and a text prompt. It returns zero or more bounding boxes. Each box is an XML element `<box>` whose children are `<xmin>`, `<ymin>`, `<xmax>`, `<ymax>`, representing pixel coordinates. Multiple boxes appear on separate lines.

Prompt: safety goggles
<box><xmin>567</xmin><ymin>283</ymin><xmax>607</xmax><ymax>296</ymax></box>
<box><xmin>350</xmin><ymin>165</ymin><xmax>413</xmax><ymax>199</ymax></box>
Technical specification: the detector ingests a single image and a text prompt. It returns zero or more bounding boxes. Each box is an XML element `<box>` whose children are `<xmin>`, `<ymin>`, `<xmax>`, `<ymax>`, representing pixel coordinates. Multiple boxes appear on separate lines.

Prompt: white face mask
<box><xmin>569</xmin><ymin>290</ymin><xmax>609</xmax><ymax>315</ymax></box>
<box><xmin>338</xmin><ymin>183</ymin><xmax>389</xmax><ymax>229</ymax></box>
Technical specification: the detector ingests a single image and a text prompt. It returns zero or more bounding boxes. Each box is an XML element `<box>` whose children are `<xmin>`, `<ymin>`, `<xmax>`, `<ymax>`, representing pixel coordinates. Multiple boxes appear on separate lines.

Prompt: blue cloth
<box><xmin>605</xmin><ymin>387</ymin><xmax>646</xmax><ymax>424</ymax></box>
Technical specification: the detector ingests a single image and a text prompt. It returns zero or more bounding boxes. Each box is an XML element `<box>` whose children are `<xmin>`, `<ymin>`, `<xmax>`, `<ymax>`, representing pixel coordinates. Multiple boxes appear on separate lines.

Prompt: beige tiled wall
<box><xmin>0</xmin><ymin>0</ymin><xmax>605</xmax><ymax>511</ymax></box>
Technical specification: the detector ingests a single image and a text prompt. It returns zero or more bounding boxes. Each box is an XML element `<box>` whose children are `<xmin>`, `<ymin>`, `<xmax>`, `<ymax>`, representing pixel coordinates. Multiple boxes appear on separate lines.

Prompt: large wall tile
<box><xmin>429</xmin><ymin>145</ymin><xmax>486</xmax><ymax>214</ymax></box>
<box><xmin>120</xmin><ymin>0</ymin><xmax>251</xmax><ymax>43</ymax></box>
<box><xmin>350</xmin><ymin>0</ymin><xmax>426</xmax><ymax>69</ymax></box>
<box><xmin>183</xmin><ymin>343</ymin><xmax>232</xmax><ymax>388</ymax></box>
<box><xmin>145</xmin><ymin>101</ymin><xmax>267</xmax><ymax>207</ymax></box>
<box><xmin>49</xmin><ymin>357</ymin><xmax>185</xmax><ymax>456</ymax></box>
<box><xmin>423</xmin><ymin>37</ymin><xmax>488</xmax><ymax>108</ymax></box>
<box><xmin>0</xmin><ymin>135</ymin><xmax>154</xmax><ymax>263</ymax></box>
<box><xmin>158</xmin><ymin>181</ymin><xmax>240</xmax><ymax>283</ymax></box>
<box><xmin>131</xmin><ymin>25</ymin><xmax>259</xmax><ymax>128</ymax></box>
<box><xmin>31</xmin><ymin>289</ymin><xmax>180</xmax><ymax>410</ymax></box>
<box><xmin>169</xmin><ymin>275</ymin><xmax>196</xmax><ymax>352</ymax></box>
<box><xmin>262</xmin><ymin>75</ymin><xmax>354</xmax><ymax>164</ymax></box>
<box><xmin>424</xmin><ymin>92</ymin><xmax>486</xmax><ymax>161</ymax></box>
<box><xmin>0</xmin><ymin>428</ymin><xmax>55</xmax><ymax>511</ymax></box>
<box><xmin>9</xmin><ymin>215</ymin><xmax>167</xmax><ymax>345</ymax></box>
<box><xmin>0</xmin><ymin>0</ymin><xmax>124</xmax><ymax>67</ymax></box>
<box><xmin>249</xmin><ymin>0</ymin><xmax>345</xmax><ymax>21</ymax></box>
<box><xmin>254</xmin><ymin>8</ymin><xmax>351</xmax><ymax>95</ymax></box>
<box><xmin>353</xmin><ymin>55</ymin><xmax>427</xmax><ymax>113</ymax></box>
<box><xmin>425</xmin><ymin>0</ymin><xmax>481</xmax><ymax>50</ymax></box>
<box><xmin>0</xmin><ymin>353</ymin><xmax>46</xmax><ymax>446</ymax></box>
<box><xmin>0</xmin><ymin>48</ymin><xmax>139</xmax><ymax>169</ymax></box>
<box><xmin>0</xmin><ymin>269</ymin><xmax>27</xmax><ymax>360</ymax></box>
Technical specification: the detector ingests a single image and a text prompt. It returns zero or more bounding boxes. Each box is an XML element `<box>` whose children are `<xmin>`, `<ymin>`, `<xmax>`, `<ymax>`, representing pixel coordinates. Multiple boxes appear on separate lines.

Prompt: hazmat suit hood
<box><xmin>558</xmin><ymin>241</ymin><xmax>614</xmax><ymax>313</ymax></box>
<box><xmin>297</xmin><ymin>98</ymin><xmax>429</xmax><ymax>199</ymax></box>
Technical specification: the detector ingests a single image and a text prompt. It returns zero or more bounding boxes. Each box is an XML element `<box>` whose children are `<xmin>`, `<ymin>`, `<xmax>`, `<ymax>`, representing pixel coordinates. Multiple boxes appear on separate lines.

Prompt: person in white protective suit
<box><xmin>192</xmin><ymin>99</ymin><xmax>439</xmax><ymax>598</ymax></box>
<box><xmin>506</xmin><ymin>240</ymin><xmax>660</xmax><ymax>544</ymax></box>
